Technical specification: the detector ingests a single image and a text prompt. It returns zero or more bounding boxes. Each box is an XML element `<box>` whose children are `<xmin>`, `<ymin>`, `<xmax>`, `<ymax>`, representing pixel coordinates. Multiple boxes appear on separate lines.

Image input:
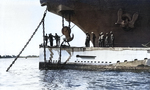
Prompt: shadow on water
<box><xmin>39</xmin><ymin>70</ymin><xmax>150</xmax><ymax>90</ymax></box>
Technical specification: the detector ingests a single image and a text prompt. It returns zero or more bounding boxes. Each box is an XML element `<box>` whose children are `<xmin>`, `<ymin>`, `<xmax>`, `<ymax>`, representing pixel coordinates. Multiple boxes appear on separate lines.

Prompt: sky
<box><xmin>0</xmin><ymin>0</ymin><xmax>87</xmax><ymax>56</ymax></box>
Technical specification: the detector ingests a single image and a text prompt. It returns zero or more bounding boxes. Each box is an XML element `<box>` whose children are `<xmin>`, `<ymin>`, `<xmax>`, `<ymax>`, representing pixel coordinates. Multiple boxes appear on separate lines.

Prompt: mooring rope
<box><xmin>6</xmin><ymin>8</ymin><xmax>48</xmax><ymax>72</ymax></box>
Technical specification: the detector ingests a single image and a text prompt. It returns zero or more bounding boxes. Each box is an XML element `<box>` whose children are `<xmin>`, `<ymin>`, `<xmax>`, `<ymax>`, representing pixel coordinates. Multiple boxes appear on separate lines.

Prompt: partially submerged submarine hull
<box><xmin>39</xmin><ymin>47</ymin><xmax>150</xmax><ymax>72</ymax></box>
<box><xmin>40</xmin><ymin>0</ymin><xmax>150</xmax><ymax>47</ymax></box>
<box><xmin>39</xmin><ymin>47</ymin><xmax>150</xmax><ymax>71</ymax></box>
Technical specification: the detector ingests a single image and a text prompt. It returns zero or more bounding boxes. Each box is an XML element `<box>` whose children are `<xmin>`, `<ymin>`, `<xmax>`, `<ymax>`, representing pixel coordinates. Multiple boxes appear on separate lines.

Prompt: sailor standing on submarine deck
<box><xmin>85</xmin><ymin>32</ymin><xmax>90</xmax><ymax>47</ymax></box>
<box><xmin>92</xmin><ymin>32</ymin><xmax>96</xmax><ymax>47</ymax></box>
<box><xmin>49</xmin><ymin>33</ymin><xmax>53</xmax><ymax>47</ymax></box>
<box><xmin>98</xmin><ymin>32</ymin><xmax>104</xmax><ymax>47</ymax></box>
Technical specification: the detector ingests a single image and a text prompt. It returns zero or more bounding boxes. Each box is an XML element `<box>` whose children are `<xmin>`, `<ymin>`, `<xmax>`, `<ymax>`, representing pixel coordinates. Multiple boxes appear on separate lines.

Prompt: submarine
<box><xmin>39</xmin><ymin>0</ymin><xmax>150</xmax><ymax>72</ymax></box>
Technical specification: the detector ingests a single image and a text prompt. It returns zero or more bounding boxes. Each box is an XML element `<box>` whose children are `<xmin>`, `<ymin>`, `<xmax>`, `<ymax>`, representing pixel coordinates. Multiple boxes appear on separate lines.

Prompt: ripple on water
<box><xmin>1</xmin><ymin>58</ymin><xmax>150</xmax><ymax>90</ymax></box>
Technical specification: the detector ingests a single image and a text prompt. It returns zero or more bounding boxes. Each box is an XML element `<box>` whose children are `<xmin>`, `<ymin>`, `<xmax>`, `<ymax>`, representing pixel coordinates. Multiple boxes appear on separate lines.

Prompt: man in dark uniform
<box><xmin>92</xmin><ymin>32</ymin><xmax>96</xmax><ymax>47</ymax></box>
<box><xmin>105</xmin><ymin>33</ymin><xmax>109</xmax><ymax>47</ymax></box>
<box><xmin>98</xmin><ymin>32</ymin><xmax>104</xmax><ymax>47</ymax></box>
<box><xmin>85</xmin><ymin>32</ymin><xmax>88</xmax><ymax>47</ymax></box>
<box><xmin>54</xmin><ymin>33</ymin><xmax>60</xmax><ymax>47</ymax></box>
<box><xmin>88</xmin><ymin>33</ymin><xmax>90</xmax><ymax>47</ymax></box>
<box><xmin>85</xmin><ymin>32</ymin><xmax>90</xmax><ymax>47</ymax></box>
<box><xmin>49</xmin><ymin>33</ymin><xmax>53</xmax><ymax>47</ymax></box>
<box><xmin>110</xmin><ymin>31</ymin><xmax>114</xmax><ymax>47</ymax></box>
<box><xmin>44</xmin><ymin>34</ymin><xmax>48</xmax><ymax>46</ymax></box>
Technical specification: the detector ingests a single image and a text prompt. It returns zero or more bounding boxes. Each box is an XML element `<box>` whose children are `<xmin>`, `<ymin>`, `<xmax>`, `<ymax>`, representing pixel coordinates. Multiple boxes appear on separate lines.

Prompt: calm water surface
<box><xmin>0</xmin><ymin>58</ymin><xmax>150</xmax><ymax>90</ymax></box>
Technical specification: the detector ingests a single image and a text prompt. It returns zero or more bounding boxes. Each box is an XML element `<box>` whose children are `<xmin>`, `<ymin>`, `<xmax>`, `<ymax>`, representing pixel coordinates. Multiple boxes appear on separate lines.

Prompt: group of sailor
<box><xmin>43</xmin><ymin>31</ymin><xmax>114</xmax><ymax>47</ymax></box>
<box><xmin>85</xmin><ymin>31</ymin><xmax>114</xmax><ymax>47</ymax></box>
<box><xmin>44</xmin><ymin>33</ymin><xmax>60</xmax><ymax>47</ymax></box>
<box><xmin>98</xmin><ymin>31</ymin><xmax>114</xmax><ymax>47</ymax></box>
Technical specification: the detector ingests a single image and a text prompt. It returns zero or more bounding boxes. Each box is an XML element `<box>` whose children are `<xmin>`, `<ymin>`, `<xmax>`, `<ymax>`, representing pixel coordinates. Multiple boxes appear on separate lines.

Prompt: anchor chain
<box><xmin>6</xmin><ymin>8</ymin><xmax>48</xmax><ymax>72</ymax></box>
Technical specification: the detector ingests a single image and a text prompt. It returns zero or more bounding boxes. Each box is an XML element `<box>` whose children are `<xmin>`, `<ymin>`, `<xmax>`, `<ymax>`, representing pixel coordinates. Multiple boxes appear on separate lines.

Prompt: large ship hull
<box><xmin>40</xmin><ymin>0</ymin><xmax>150</xmax><ymax>47</ymax></box>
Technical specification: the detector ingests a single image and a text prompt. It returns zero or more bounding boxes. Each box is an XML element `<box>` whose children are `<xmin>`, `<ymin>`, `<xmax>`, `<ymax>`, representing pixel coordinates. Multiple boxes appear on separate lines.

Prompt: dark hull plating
<box><xmin>39</xmin><ymin>62</ymin><xmax>150</xmax><ymax>72</ymax></box>
<box><xmin>40</xmin><ymin>0</ymin><xmax>150</xmax><ymax>47</ymax></box>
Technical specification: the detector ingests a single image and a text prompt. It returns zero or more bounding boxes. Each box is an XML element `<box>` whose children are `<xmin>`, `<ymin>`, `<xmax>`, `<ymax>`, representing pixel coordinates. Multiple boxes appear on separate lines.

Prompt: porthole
<box><xmin>144</xmin><ymin>58</ymin><xmax>148</xmax><ymax>60</ymax></box>
<box><xmin>124</xmin><ymin>60</ymin><xmax>127</xmax><ymax>62</ymax></box>
<box><xmin>134</xmin><ymin>59</ymin><xmax>137</xmax><ymax>61</ymax></box>
<box><xmin>117</xmin><ymin>61</ymin><xmax>120</xmax><ymax>63</ymax></box>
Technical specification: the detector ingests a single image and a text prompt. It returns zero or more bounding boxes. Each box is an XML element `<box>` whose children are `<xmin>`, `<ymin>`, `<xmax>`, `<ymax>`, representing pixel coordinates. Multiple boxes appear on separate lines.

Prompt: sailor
<box><xmin>44</xmin><ymin>34</ymin><xmax>48</xmax><ymax>46</ymax></box>
<box><xmin>98</xmin><ymin>32</ymin><xmax>104</xmax><ymax>47</ymax></box>
<box><xmin>110</xmin><ymin>31</ymin><xmax>114</xmax><ymax>47</ymax></box>
<box><xmin>98</xmin><ymin>33</ymin><xmax>101</xmax><ymax>47</ymax></box>
<box><xmin>88</xmin><ymin>33</ymin><xmax>90</xmax><ymax>47</ymax></box>
<box><xmin>85</xmin><ymin>32</ymin><xmax>90</xmax><ymax>47</ymax></box>
<box><xmin>105</xmin><ymin>33</ymin><xmax>109</xmax><ymax>47</ymax></box>
<box><xmin>49</xmin><ymin>33</ymin><xmax>53</xmax><ymax>47</ymax></box>
<box><xmin>54</xmin><ymin>33</ymin><xmax>60</xmax><ymax>47</ymax></box>
<box><xmin>85</xmin><ymin>32</ymin><xmax>88</xmax><ymax>47</ymax></box>
<box><xmin>92</xmin><ymin>32</ymin><xmax>96</xmax><ymax>47</ymax></box>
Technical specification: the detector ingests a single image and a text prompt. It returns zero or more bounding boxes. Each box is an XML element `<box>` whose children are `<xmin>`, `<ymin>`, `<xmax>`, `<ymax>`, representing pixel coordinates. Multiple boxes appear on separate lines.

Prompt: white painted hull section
<box><xmin>39</xmin><ymin>47</ymin><xmax>150</xmax><ymax>65</ymax></box>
